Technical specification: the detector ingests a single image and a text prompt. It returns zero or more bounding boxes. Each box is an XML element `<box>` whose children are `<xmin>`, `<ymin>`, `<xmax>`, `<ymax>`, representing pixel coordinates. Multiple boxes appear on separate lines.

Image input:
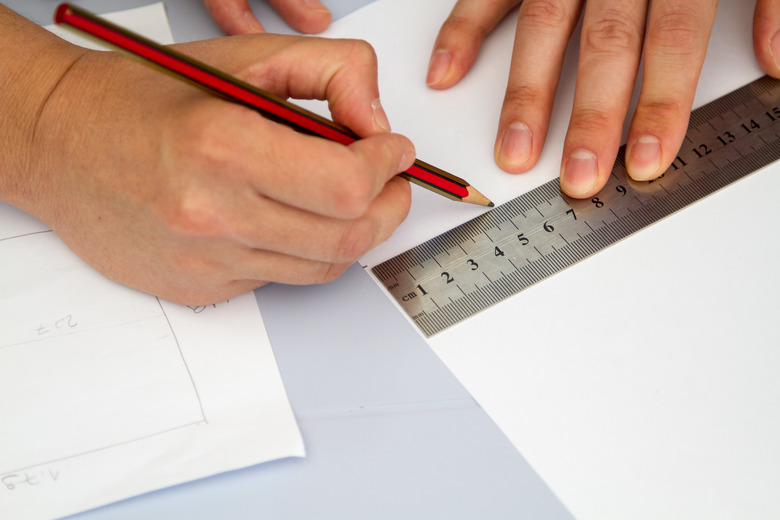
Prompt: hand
<box><xmin>426</xmin><ymin>0</ymin><xmax>780</xmax><ymax>199</ymax></box>
<box><xmin>5</xmin><ymin>21</ymin><xmax>413</xmax><ymax>305</ymax></box>
<box><xmin>202</xmin><ymin>0</ymin><xmax>332</xmax><ymax>35</ymax></box>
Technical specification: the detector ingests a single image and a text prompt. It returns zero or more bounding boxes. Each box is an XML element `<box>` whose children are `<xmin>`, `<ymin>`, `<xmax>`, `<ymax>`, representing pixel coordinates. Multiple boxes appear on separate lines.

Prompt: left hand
<box><xmin>202</xmin><ymin>0</ymin><xmax>332</xmax><ymax>35</ymax></box>
<box><xmin>426</xmin><ymin>0</ymin><xmax>780</xmax><ymax>199</ymax></box>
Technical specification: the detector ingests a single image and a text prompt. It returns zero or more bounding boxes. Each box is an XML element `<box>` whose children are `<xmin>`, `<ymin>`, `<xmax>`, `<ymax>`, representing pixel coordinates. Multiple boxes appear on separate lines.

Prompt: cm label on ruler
<box><xmin>373</xmin><ymin>76</ymin><xmax>780</xmax><ymax>337</ymax></box>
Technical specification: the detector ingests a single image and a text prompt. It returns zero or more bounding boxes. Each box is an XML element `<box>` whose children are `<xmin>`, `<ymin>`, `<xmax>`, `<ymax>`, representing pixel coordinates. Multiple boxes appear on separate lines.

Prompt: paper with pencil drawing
<box><xmin>0</xmin><ymin>5</ymin><xmax>303</xmax><ymax>520</ymax></box>
<box><xmin>312</xmin><ymin>1</ymin><xmax>780</xmax><ymax>519</ymax></box>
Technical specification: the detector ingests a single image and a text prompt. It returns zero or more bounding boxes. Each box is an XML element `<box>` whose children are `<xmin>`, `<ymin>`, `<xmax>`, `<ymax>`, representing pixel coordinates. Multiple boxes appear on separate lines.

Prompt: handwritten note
<box><xmin>0</xmin><ymin>5</ymin><xmax>303</xmax><ymax>520</ymax></box>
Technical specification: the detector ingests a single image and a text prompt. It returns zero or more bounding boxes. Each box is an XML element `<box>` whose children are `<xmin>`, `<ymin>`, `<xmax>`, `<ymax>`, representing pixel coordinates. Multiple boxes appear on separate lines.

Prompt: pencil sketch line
<box><xmin>157</xmin><ymin>297</ymin><xmax>208</xmax><ymax>424</ymax></box>
<box><xmin>0</xmin><ymin>421</ymin><xmax>204</xmax><ymax>476</ymax></box>
<box><xmin>0</xmin><ymin>229</ymin><xmax>53</xmax><ymax>242</ymax></box>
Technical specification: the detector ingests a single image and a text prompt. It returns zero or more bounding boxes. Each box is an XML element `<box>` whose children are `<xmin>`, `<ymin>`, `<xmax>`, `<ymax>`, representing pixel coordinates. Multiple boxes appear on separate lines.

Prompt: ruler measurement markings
<box><xmin>376</xmin><ymin>78</ymin><xmax>780</xmax><ymax>336</ymax></box>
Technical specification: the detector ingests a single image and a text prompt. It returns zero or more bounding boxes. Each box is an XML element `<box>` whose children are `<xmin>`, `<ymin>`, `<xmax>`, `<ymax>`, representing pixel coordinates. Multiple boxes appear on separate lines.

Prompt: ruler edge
<box><xmin>372</xmin><ymin>75</ymin><xmax>780</xmax><ymax>337</ymax></box>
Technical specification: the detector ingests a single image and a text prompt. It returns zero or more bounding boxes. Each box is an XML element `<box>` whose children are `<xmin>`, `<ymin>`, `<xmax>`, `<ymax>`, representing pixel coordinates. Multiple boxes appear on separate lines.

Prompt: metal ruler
<box><xmin>372</xmin><ymin>75</ymin><xmax>780</xmax><ymax>337</ymax></box>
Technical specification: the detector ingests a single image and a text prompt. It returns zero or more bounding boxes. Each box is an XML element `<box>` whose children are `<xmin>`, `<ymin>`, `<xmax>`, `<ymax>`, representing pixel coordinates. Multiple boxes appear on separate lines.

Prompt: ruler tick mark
<box><xmin>374</xmin><ymin>76</ymin><xmax>780</xmax><ymax>337</ymax></box>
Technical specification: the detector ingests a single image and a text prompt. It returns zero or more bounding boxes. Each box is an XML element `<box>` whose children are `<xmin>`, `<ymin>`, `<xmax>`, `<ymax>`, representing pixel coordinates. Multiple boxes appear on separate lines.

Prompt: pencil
<box><xmin>54</xmin><ymin>3</ymin><xmax>494</xmax><ymax>207</ymax></box>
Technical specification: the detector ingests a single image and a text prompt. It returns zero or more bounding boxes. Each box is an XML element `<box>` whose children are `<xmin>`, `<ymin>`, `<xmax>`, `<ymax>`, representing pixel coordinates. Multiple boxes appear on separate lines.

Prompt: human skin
<box><xmin>425</xmin><ymin>0</ymin><xmax>780</xmax><ymax>198</ymax></box>
<box><xmin>0</xmin><ymin>6</ymin><xmax>414</xmax><ymax>305</ymax></box>
<box><xmin>207</xmin><ymin>1</ymin><xmax>780</xmax><ymax>200</ymax></box>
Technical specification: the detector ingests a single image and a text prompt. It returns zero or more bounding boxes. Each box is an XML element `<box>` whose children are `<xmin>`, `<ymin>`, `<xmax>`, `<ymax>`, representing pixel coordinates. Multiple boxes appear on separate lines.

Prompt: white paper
<box><xmin>46</xmin><ymin>2</ymin><xmax>175</xmax><ymax>50</ymax></box>
<box><xmin>1</xmin><ymin>6</ymin><xmax>303</xmax><ymax>520</ymax></box>
<box><xmin>319</xmin><ymin>0</ymin><xmax>780</xmax><ymax>518</ymax></box>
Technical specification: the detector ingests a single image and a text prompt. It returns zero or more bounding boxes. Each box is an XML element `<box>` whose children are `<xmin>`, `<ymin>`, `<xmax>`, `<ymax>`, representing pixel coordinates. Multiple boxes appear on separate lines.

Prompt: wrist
<box><xmin>0</xmin><ymin>6</ymin><xmax>87</xmax><ymax>211</ymax></box>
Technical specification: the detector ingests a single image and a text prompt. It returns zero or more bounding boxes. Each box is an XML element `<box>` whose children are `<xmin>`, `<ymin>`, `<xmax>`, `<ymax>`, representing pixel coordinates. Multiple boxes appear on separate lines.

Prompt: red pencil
<box><xmin>54</xmin><ymin>3</ymin><xmax>494</xmax><ymax>207</ymax></box>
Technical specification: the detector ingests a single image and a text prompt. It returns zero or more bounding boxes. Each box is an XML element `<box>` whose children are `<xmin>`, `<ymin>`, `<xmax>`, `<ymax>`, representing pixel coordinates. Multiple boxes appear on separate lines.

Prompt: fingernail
<box><xmin>561</xmin><ymin>149</ymin><xmax>598</xmax><ymax>198</ymax></box>
<box><xmin>426</xmin><ymin>50</ymin><xmax>451</xmax><ymax>87</ymax></box>
<box><xmin>372</xmin><ymin>98</ymin><xmax>391</xmax><ymax>132</ymax></box>
<box><xmin>399</xmin><ymin>147</ymin><xmax>415</xmax><ymax>172</ymax></box>
<box><xmin>627</xmin><ymin>135</ymin><xmax>662</xmax><ymax>180</ymax></box>
<box><xmin>305</xmin><ymin>0</ymin><xmax>331</xmax><ymax>14</ymax></box>
<box><xmin>497</xmin><ymin>122</ymin><xmax>532</xmax><ymax>169</ymax></box>
<box><xmin>771</xmin><ymin>30</ymin><xmax>780</xmax><ymax>70</ymax></box>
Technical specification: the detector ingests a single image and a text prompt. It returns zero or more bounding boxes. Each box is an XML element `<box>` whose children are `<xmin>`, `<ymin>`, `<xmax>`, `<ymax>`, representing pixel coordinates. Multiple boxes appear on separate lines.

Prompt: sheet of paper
<box><xmin>317</xmin><ymin>0</ymin><xmax>780</xmax><ymax>518</ymax></box>
<box><xmin>1</xmin><ymin>5</ymin><xmax>303</xmax><ymax>520</ymax></box>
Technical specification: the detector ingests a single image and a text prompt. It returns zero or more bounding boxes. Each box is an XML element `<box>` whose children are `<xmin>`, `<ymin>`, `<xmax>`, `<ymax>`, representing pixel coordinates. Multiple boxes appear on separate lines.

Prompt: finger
<box><xmin>494</xmin><ymin>0</ymin><xmax>583</xmax><ymax>173</ymax></box>
<box><xmin>185</xmin><ymin>177</ymin><xmax>410</xmax><ymax>286</ymax></box>
<box><xmin>624</xmin><ymin>0</ymin><xmax>718</xmax><ymax>183</ymax></box>
<box><xmin>426</xmin><ymin>0</ymin><xmax>522</xmax><ymax>89</ymax></box>
<box><xmin>154</xmin><ymin>177</ymin><xmax>410</xmax><ymax>298</ymax></box>
<box><xmin>267</xmin><ymin>0</ymin><xmax>332</xmax><ymax>34</ymax></box>
<box><xmin>753</xmin><ymin>0</ymin><xmax>780</xmax><ymax>77</ymax></box>
<box><xmin>254</xmin><ymin>125</ymin><xmax>415</xmax><ymax>219</ymax></box>
<box><xmin>232</xmin><ymin>36</ymin><xmax>393</xmax><ymax>137</ymax></box>
<box><xmin>169</xmin><ymin>100</ymin><xmax>414</xmax><ymax>219</ymax></box>
<box><xmin>202</xmin><ymin>0</ymin><xmax>265</xmax><ymax>35</ymax></box>
<box><xmin>242</xmin><ymin>176</ymin><xmax>411</xmax><ymax>270</ymax></box>
<box><xmin>560</xmin><ymin>0</ymin><xmax>648</xmax><ymax>198</ymax></box>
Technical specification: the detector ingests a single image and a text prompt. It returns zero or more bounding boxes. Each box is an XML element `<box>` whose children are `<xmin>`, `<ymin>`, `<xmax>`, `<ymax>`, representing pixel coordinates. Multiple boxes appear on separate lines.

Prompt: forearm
<box><xmin>0</xmin><ymin>5</ymin><xmax>86</xmax><ymax>209</ymax></box>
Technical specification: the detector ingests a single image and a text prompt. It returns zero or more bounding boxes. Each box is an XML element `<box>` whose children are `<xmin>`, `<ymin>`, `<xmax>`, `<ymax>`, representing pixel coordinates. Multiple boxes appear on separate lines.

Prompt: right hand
<box><xmin>11</xmin><ymin>33</ymin><xmax>413</xmax><ymax>305</ymax></box>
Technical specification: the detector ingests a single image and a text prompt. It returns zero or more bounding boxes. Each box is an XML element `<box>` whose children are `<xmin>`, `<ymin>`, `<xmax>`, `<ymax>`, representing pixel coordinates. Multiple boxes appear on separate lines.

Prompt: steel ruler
<box><xmin>372</xmin><ymin>75</ymin><xmax>780</xmax><ymax>337</ymax></box>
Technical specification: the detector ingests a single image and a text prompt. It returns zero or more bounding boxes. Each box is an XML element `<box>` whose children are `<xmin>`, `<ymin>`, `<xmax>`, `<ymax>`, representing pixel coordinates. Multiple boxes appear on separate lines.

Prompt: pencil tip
<box><xmin>487</xmin><ymin>202</ymin><xmax>495</xmax><ymax>208</ymax></box>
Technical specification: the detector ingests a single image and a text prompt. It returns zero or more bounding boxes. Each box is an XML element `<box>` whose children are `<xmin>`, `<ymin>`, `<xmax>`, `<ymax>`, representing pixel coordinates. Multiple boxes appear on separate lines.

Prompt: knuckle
<box><xmin>520</xmin><ymin>0</ymin><xmax>569</xmax><ymax>30</ymax></box>
<box><xmin>568</xmin><ymin>107</ymin><xmax>614</xmax><ymax>135</ymax></box>
<box><xmin>172</xmin><ymin>109</ymin><xmax>241</xmax><ymax>173</ymax></box>
<box><xmin>161</xmin><ymin>187</ymin><xmax>223</xmax><ymax>237</ymax></box>
<box><xmin>330</xmin><ymin>162</ymin><xmax>375</xmax><ymax>218</ymax></box>
<box><xmin>315</xmin><ymin>262</ymin><xmax>349</xmax><ymax>284</ymax></box>
<box><xmin>648</xmin><ymin>8</ymin><xmax>701</xmax><ymax>51</ymax></box>
<box><xmin>333</xmin><ymin>218</ymin><xmax>375</xmax><ymax>263</ymax></box>
<box><xmin>503</xmin><ymin>83</ymin><xmax>550</xmax><ymax>111</ymax></box>
<box><xmin>634</xmin><ymin>98</ymin><xmax>687</xmax><ymax>127</ymax></box>
<box><xmin>583</xmin><ymin>10</ymin><xmax>642</xmax><ymax>54</ymax></box>
<box><xmin>441</xmin><ymin>14</ymin><xmax>488</xmax><ymax>44</ymax></box>
<box><xmin>341</xmin><ymin>38</ymin><xmax>378</xmax><ymax>69</ymax></box>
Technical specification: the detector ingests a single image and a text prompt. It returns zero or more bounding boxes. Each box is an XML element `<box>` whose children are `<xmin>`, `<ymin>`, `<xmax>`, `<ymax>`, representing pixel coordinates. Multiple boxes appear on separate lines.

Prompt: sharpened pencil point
<box><xmin>462</xmin><ymin>185</ymin><xmax>493</xmax><ymax>207</ymax></box>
